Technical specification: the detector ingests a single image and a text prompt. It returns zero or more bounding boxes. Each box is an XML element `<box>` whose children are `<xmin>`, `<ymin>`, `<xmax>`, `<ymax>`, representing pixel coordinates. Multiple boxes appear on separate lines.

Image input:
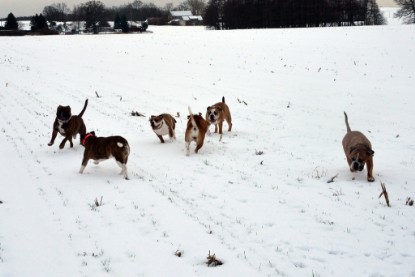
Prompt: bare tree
<box><xmin>177</xmin><ymin>0</ymin><xmax>206</xmax><ymax>15</ymax></box>
<box><xmin>164</xmin><ymin>3</ymin><xmax>174</xmax><ymax>11</ymax></box>
<box><xmin>132</xmin><ymin>0</ymin><xmax>143</xmax><ymax>9</ymax></box>
<box><xmin>43</xmin><ymin>3</ymin><xmax>70</xmax><ymax>22</ymax></box>
<box><xmin>394</xmin><ymin>0</ymin><xmax>415</xmax><ymax>23</ymax></box>
<box><xmin>81</xmin><ymin>0</ymin><xmax>106</xmax><ymax>34</ymax></box>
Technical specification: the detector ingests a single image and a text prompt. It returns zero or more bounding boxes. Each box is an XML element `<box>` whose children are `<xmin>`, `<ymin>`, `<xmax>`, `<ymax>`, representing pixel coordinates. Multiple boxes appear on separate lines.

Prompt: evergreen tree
<box><xmin>114</xmin><ymin>14</ymin><xmax>122</xmax><ymax>29</ymax></box>
<box><xmin>121</xmin><ymin>15</ymin><xmax>129</xmax><ymax>33</ymax></box>
<box><xmin>5</xmin><ymin>12</ymin><xmax>18</xmax><ymax>30</ymax></box>
<box><xmin>30</xmin><ymin>14</ymin><xmax>49</xmax><ymax>31</ymax></box>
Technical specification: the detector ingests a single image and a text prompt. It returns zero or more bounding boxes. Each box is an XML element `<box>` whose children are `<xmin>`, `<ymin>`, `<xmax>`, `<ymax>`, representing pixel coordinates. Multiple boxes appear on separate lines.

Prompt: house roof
<box><xmin>170</xmin><ymin>11</ymin><xmax>193</xmax><ymax>17</ymax></box>
<box><xmin>189</xmin><ymin>16</ymin><xmax>203</xmax><ymax>21</ymax></box>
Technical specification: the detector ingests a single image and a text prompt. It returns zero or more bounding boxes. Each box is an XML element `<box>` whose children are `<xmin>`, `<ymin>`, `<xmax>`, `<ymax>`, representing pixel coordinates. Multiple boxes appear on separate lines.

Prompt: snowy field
<box><xmin>1</xmin><ymin>22</ymin><xmax>415</xmax><ymax>277</ymax></box>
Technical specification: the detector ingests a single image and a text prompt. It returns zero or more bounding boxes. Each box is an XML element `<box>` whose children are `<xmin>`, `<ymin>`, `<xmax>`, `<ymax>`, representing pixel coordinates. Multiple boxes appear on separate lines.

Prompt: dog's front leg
<box><xmin>79</xmin><ymin>157</ymin><xmax>89</xmax><ymax>174</ymax></box>
<box><xmin>346</xmin><ymin>157</ymin><xmax>353</xmax><ymax>172</ymax></box>
<box><xmin>59</xmin><ymin>138</ymin><xmax>68</xmax><ymax>149</ymax></box>
<box><xmin>169</xmin><ymin>128</ymin><xmax>175</xmax><ymax>141</ymax></box>
<box><xmin>48</xmin><ymin>130</ymin><xmax>58</xmax><ymax>146</ymax></box>
<box><xmin>157</xmin><ymin>135</ymin><xmax>165</xmax><ymax>143</ymax></box>
<box><xmin>366</xmin><ymin>159</ymin><xmax>375</xmax><ymax>182</ymax></box>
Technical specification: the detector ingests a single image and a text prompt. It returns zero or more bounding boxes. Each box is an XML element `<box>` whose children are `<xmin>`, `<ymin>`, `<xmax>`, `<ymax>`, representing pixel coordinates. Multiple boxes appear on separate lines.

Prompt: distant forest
<box><xmin>1</xmin><ymin>0</ymin><xmax>388</xmax><ymax>32</ymax></box>
<box><xmin>203</xmin><ymin>0</ymin><xmax>385</xmax><ymax>29</ymax></box>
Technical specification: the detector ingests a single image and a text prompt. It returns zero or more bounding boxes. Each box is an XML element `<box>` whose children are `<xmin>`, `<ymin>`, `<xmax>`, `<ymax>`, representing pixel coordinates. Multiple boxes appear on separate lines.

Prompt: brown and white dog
<box><xmin>206</xmin><ymin>96</ymin><xmax>232</xmax><ymax>135</ymax></box>
<box><xmin>48</xmin><ymin>99</ymin><xmax>88</xmax><ymax>149</ymax></box>
<box><xmin>342</xmin><ymin>112</ymin><xmax>375</xmax><ymax>182</ymax></box>
<box><xmin>185</xmin><ymin>107</ymin><xmax>210</xmax><ymax>156</ymax></box>
<box><xmin>79</xmin><ymin>131</ymin><xmax>130</xmax><ymax>179</ymax></box>
<box><xmin>149</xmin><ymin>113</ymin><xmax>177</xmax><ymax>143</ymax></box>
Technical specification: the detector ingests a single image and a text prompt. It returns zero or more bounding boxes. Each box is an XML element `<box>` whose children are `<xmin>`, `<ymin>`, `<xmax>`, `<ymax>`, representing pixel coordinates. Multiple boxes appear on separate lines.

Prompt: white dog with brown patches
<box><xmin>79</xmin><ymin>131</ymin><xmax>130</xmax><ymax>179</ymax></box>
<box><xmin>185</xmin><ymin>107</ymin><xmax>210</xmax><ymax>156</ymax></box>
<box><xmin>149</xmin><ymin>113</ymin><xmax>176</xmax><ymax>143</ymax></box>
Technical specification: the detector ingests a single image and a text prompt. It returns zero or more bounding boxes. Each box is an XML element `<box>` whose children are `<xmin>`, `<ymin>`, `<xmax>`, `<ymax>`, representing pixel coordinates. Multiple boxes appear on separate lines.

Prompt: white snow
<box><xmin>0</xmin><ymin>24</ymin><xmax>414</xmax><ymax>277</ymax></box>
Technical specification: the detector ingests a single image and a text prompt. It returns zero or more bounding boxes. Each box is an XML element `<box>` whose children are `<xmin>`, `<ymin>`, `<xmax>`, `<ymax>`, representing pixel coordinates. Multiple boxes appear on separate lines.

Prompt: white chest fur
<box><xmin>153</xmin><ymin>120</ymin><xmax>170</xmax><ymax>136</ymax></box>
<box><xmin>58</xmin><ymin>120</ymin><xmax>65</xmax><ymax>135</ymax></box>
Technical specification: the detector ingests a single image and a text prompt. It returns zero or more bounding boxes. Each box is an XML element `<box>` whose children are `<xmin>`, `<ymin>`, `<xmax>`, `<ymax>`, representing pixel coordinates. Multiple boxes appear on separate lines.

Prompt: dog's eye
<box><xmin>358</xmin><ymin>159</ymin><xmax>363</xmax><ymax>163</ymax></box>
<box><xmin>214</xmin><ymin>111</ymin><xmax>218</xmax><ymax>115</ymax></box>
<box><xmin>352</xmin><ymin>158</ymin><xmax>356</xmax><ymax>161</ymax></box>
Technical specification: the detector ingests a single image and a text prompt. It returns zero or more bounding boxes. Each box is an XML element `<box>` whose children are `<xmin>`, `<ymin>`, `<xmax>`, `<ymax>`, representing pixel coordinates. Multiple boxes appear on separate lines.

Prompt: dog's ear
<box><xmin>198</xmin><ymin>112</ymin><xmax>202</xmax><ymax>116</ymax></box>
<box><xmin>187</xmin><ymin>115</ymin><xmax>191</xmax><ymax>119</ymax></box>
<box><xmin>367</xmin><ymin>149</ymin><xmax>375</xmax><ymax>156</ymax></box>
<box><xmin>91</xmin><ymin>131</ymin><xmax>96</xmax><ymax>136</ymax></box>
<box><xmin>207</xmin><ymin>106</ymin><xmax>211</xmax><ymax>111</ymax></box>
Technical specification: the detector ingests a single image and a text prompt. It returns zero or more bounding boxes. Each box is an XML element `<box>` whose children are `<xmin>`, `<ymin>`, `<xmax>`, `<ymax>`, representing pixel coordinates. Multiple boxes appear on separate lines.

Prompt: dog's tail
<box><xmin>222</xmin><ymin>96</ymin><xmax>225</xmax><ymax>103</ymax></box>
<box><xmin>344</xmin><ymin>112</ymin><xmax>351</xmax><ymax>133</ymax></box>
<box><xmin>78</xmin><ymin>99</ymin><xmax>89</xmax><ymax>117</ymax></box>
<box><xmin>188</xmin><ymin>106</ymin><xmax>197</xmax><ymax>128</ymax></box>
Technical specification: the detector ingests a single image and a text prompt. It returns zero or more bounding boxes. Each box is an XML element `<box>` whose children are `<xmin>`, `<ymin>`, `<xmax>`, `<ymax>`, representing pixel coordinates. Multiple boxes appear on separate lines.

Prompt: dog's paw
<box><xmin>48</xmin><ymin>142</ymin><xmax>53</xmax><ymax>146</ymax></box>
<box><xmin>368</xmin><ymin>177</ymin><xmax>375</xmax><ymax>182</ymax></box>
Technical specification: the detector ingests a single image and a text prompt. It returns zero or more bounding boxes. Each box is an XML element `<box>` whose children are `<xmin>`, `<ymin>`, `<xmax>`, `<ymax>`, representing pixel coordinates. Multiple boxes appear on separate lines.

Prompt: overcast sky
<box><xmin>1</xmin><ymin>0</ymin><xmax>397</xmax><ymax>17</ymax></box>
<box><xmin>1</xmin><ymin>0</ymin><xmax>182</xmax><ymax>17</ymax></box>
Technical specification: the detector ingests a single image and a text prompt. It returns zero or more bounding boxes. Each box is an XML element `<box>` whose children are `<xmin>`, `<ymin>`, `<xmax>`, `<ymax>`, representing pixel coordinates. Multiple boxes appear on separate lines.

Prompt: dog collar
<box><xmin>58</xmin><ymin>116</ymin><xmax>72</xmax><ymax>124</ymax></box>
<box><xmin>82</xmin><ymin>133</ymin><xmax>94</xmax><ymax>146</ymax></box>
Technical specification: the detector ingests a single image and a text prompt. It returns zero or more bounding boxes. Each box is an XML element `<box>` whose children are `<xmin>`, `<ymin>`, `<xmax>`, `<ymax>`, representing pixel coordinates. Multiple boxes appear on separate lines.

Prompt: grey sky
<box><xmin>1</xmin><ymin>0</ymin><xmax>182</xmax><ymax>17</ymax></box>
<box><xmin>1</xmin><ymin>0</ymin><xmax>397</xmax><ymax>18</ymax></box>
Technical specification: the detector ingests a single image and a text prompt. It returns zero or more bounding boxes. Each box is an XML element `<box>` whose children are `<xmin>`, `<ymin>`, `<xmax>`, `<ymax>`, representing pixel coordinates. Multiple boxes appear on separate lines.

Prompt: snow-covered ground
<box><xmin>0</xmin><ymin>24</ymin><xmax>414</xmax><ymax>277</ymax></box>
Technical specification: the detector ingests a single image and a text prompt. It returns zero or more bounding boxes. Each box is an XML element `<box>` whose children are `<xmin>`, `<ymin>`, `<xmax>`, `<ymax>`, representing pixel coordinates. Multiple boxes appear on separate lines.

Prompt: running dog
<box><xmin>149</xmin><ymin>113</ymin><xmax>176</xmax><ymax>143</ymax></box>
<box><xmin>48</xmin><ymin>99</ymin><xmax>88</xmax><ymax>149</ymax></box>
<box><xmin>206</xmin><ymin>96</ymin><xmax>232</xmax><ymax>135</ymax></box>
<box><xmin>79</xmin><ymin>131</ymin><xmax>130</xmax><ymax>180</ymax></box>
<box><xmin>185</xmin><ymin>107</ymin><xmax>209</xmax><ymax>156</ymax></box>
<box><xmin>342</xmin><ymin>112</ymin><xmax>375</xmax><ymax>182</ymax></box>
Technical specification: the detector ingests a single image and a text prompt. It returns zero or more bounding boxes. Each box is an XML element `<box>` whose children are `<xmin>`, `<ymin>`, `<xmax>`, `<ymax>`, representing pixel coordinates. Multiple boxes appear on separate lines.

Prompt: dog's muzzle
<box><xmin>209</xmin><ymin>114</ymin><xmax>216</xmax><ymax>122</ymax></box>
<box><xmin>57</xmin><ymin>112</ymin><xmax>71</xmax><ymax>121</ymax></box>
<box><xmin>351</xmin><ymin>162</ymin><xmax>364</xmax><ymax>172</ymax></box>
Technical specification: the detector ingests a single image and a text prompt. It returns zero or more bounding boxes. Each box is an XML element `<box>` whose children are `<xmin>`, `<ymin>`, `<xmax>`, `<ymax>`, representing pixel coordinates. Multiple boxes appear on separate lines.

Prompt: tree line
<box><xmin>1</xmin><ymin>0</ymin><xmax>206</xmax><ymax>34</ymax></box>
<box><xmin>203</xmin><ymin>0</ymin><xmax>389</xmax><ymax>29</ymax></box>
<box><xmin>2</xmin><ymin>0</ymin><xmax>414</xmax><ymax>33</ymax></box>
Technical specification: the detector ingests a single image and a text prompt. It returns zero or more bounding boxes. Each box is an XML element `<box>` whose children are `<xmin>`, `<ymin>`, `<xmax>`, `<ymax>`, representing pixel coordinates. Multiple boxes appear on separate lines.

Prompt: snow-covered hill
<box><xmin>0</xmin><ymin>25</ymin><xmax>414</xmax><ymax>276</ymax></box>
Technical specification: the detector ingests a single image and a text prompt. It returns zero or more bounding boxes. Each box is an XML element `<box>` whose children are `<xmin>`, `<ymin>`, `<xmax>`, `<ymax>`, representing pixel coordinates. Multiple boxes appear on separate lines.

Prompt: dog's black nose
<box><xmin>353</xmin><ymin>163</ymin><xmax>360</xmax><ymax>170</ymax></box>
<box><xmin>210</xmin><ymin>114</ymin><xmax>215</xmax><ymax>120</ymax></box>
